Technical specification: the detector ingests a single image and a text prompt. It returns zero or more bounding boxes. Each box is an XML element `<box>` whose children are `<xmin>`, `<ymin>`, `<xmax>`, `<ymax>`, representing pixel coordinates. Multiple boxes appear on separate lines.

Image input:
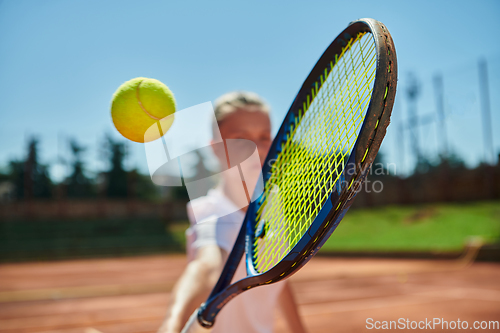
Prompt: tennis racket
<box><xmin>182</xmin><ymin>17</ymin><xmax>397</xmax><ymax>332</ymax></box>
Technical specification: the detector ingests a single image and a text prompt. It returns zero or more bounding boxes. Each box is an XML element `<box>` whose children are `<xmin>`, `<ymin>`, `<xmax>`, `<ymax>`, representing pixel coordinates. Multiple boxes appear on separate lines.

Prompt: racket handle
<box><xmin>180</xmin><ymin>309</ymin><xmax>212</xmax><ymax>333</ymax></box>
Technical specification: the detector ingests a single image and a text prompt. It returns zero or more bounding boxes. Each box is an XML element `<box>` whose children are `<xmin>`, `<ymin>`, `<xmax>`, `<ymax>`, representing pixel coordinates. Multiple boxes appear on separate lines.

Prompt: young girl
<box><xmin>158</xmin><ymin>92</ymin><xmax>307</xmax><ymax>333</ymax></box>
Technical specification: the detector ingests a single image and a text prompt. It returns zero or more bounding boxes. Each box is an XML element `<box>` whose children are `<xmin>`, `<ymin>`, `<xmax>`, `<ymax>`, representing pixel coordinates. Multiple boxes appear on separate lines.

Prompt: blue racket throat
<box><xmin>195</xmin><ymin>18</ymin><xmax>397</xmax><ymax>328</ymax></box>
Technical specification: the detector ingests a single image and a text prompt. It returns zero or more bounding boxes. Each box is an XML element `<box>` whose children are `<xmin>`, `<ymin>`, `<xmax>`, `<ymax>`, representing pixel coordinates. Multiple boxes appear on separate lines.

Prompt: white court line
<box><xmin>300</xmin><ymin>286</ymin><xmax>500</xmax><ymax>317</ymax></box>
<box><xmin>84</xmin><ymin>329</ymin><xmax>103</xmax><ymax>333</ymax></box>
<box><xmin>301</xmin><ymin>294</ymin><xmax>441</xmax><ymax>316</ymax></box>
<box><xmin>412</xmin><ymin>286</ymin><xmax>500</xmax><ymax>303</ymax></box>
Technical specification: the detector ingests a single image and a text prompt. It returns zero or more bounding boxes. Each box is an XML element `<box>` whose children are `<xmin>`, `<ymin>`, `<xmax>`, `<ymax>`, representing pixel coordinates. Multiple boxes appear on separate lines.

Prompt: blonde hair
<box><xmin>212</xmin><ymin>91</ymin><xmax>270</xmax><ymax>138</ymax></box>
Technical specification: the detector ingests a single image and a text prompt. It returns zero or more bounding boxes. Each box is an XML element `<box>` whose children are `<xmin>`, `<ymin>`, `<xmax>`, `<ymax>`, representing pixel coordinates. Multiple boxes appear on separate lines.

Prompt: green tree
<box><xmin>66</xmin><ymin>138</ymin><xmax>95</xmax><ymax>198</ymax></box>
<box><xmin>9</xmin><ymin>137</ymin><xmax>52</xmax><ymax>199</ymax></box>
<box><xmin>128</xmin><ymin>168</ymin><xmax>160</xmax><ymax>201</ymax></box>
<box><xmin>104</xmin><ymin>135</ymin><xmax>128</xmax><ymax>198</ymax></box>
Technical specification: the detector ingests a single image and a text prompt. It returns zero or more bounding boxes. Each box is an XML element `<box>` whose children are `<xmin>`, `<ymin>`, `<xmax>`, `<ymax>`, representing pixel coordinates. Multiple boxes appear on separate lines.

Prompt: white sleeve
<box><xmin>191</xmin><ymin>216</ymin><xmax>219</xmax><ymax>248</ymax></box>
<box><xmin>186</xmin><ymin>202</ymin><xmax>240</xmax><ymax>258</ymax></box>
<box><xmin>186</xmin><ymin>201</ymin><xmax>224</xmax><ymax>260</ymax></box>
<box><xmin>189</xmin><ymin>216</ymin><xmax>238</xmax><ymax>253</ymax></box>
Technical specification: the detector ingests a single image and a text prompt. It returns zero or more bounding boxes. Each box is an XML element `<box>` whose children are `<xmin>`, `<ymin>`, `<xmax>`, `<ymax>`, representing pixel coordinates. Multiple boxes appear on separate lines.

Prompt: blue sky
<box><xmin>0</xmin><ymin>0</ymin><xmax>499</xmax><ymax>180</ymax></box>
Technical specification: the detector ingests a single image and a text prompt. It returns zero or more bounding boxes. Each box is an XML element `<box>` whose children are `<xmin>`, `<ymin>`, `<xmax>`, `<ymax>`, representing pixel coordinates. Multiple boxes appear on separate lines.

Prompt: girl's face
<box><xmin>212</xmin><ymin>107</ymin><xmax>272</xmax><ymax>168</ymax></box>
<box><xmin>211</xmin><ymin>107</ymin><xmax>272</xmax><ymax>204</ymax></box>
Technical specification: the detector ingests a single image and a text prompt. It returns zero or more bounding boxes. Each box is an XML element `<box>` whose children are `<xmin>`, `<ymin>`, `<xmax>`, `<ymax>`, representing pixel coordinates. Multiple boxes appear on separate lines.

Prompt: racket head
<box><xmin>246</xmin><ymin>17</ymin><xmax>397</xmax><ymax>278</ymax></box>
<box><xmin>198</xmin><ymin>17</ymin><xmax>397</xmax><ymax>327</ymax></box>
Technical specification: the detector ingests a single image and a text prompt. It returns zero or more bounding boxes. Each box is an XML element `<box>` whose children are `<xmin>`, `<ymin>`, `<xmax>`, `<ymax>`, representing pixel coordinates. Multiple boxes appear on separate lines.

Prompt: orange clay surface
<box><xmin>0</xmin><ymin>255</ymin><xmax>499</xmax><ymax>333</ymax></box>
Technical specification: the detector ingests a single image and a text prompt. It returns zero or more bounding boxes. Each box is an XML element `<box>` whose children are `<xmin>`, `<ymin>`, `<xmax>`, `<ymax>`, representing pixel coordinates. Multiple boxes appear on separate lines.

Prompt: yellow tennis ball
<box><xmin>111</xmin><ymin>77</ymin><xmax>176</xmax><ymax>143</ymax></box>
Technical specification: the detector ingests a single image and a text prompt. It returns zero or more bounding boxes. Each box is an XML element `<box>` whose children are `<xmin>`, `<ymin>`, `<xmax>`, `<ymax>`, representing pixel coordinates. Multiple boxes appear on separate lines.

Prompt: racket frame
<box><xmin>197</xmin><ymin>17</ymin><xmax>397</xmax><ymax>328</ymax></box>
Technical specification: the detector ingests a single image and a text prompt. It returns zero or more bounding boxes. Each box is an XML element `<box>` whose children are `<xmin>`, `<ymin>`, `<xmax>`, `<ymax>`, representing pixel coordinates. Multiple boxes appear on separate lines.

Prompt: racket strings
<box><xmin>253</xmin><ymin>32</ymin><xmax>377</xmax><ymax>273</ymax></box>
<box><xmin>253</xmin><ymin>34</ymin><xmax>372</xmax><ymax>269</ymax></box>
<box><xmin>257</xmin><ymin>33</ymin><xmax>375</xmax><ymax>266</ymax></box>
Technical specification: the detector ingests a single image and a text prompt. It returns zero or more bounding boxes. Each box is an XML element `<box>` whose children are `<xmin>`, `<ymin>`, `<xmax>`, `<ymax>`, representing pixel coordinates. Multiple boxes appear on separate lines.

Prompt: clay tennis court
<box><xmin>0</xmin><ymin>255</ymin><xmax>499</xmax><ymax>333</ymax></box>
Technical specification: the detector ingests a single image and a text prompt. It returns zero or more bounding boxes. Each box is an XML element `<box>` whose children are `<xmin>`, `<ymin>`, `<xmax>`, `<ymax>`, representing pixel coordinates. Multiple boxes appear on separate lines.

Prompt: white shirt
<box><xmin>186</xmin><ymin>188</ymin><xmax>285</xmax><ymax>333</ymax></box>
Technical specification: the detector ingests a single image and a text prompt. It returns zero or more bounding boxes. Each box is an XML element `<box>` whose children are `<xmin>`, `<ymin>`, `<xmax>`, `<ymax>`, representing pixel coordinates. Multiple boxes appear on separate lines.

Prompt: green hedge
<box><xmin>322</xmin><ymin>201</ymin><xmax>500</xmax><ymax>252</ymax></box>
<box><xmin>0</xmin><ymin>219</ymin><xmax>187</xmax><ymax>262</ymax></box>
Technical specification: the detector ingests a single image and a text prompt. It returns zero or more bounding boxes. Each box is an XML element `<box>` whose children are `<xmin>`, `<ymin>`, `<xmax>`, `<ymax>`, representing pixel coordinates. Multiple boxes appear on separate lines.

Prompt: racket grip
<box><xmin>180</xmin><ymin>309</ymin><xmax>212</xmax><ymax>333</ymax></box>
